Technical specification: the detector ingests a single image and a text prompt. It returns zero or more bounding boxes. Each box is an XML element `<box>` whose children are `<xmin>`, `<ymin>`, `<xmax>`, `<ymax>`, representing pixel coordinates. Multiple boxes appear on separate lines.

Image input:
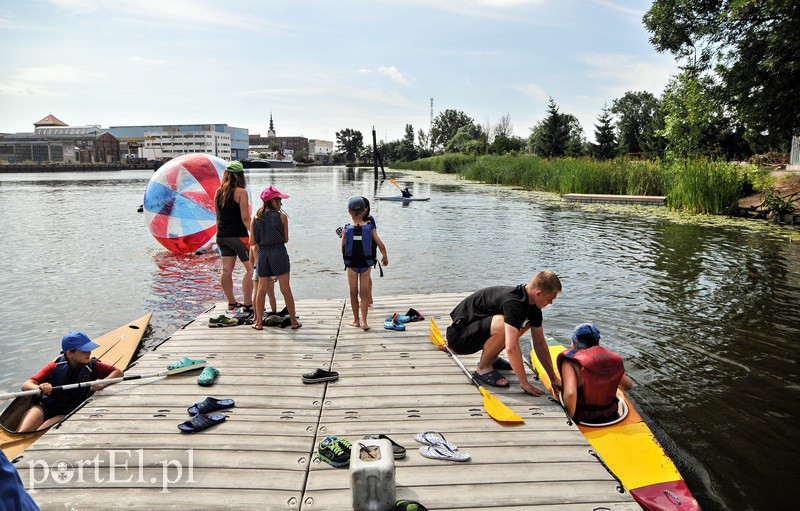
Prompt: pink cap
<box><xmin>260</xmin><ymin>186</ymin><xmax>289</xmax><ymax>202</ymax></box>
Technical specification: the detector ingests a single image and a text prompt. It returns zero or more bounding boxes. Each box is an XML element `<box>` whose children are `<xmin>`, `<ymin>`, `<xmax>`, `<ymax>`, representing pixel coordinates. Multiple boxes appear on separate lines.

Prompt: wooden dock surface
<box><xmin>15</xmin><ymin>294</ymin><xmax>637</xmax><ymax>510</ymax></box>
<box><xmin>562</xmin><ymin>193</ymin><xmax>666</xmax><ymax>206</ymax></box>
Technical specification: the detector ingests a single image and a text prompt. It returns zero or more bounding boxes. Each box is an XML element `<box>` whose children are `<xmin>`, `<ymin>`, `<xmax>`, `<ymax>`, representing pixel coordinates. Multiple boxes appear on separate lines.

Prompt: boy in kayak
<box><xmin>16</xmin><ymin>332</ymin><xmax>123</xmax><ymax>433</ymax></box>
<box><xmin>446</xmin><ymin>271</ymin><xmax>562</xmax><ymax>396</ymax></box>
<box><xmin>558</xmin><ymin>323</ymin><xmax>633</xmax><ymax>423</ymax></box>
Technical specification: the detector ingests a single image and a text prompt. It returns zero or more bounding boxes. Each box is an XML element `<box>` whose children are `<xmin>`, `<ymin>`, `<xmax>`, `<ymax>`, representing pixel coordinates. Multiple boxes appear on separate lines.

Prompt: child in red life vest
<box><xmin>17</xmin><ymin>332</ymin><xmax>123</xmax><ymax>432</ymax></box>
<box><xmin>558</xmin><ymin>323</ymin><xmax>633</xmax><ymax>424</ymax></box>
<box><xmin>341</xmin><ymin>196</ymin><xmax>388</xmax><ymax>331</ymax></box>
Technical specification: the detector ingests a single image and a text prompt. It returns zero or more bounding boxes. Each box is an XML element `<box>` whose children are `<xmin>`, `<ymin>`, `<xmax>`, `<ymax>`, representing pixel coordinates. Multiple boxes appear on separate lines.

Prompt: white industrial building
<box><xmin>141</xmin><ymin>129</ymin><xmax>231</xmax><ymax>160</ymax></box>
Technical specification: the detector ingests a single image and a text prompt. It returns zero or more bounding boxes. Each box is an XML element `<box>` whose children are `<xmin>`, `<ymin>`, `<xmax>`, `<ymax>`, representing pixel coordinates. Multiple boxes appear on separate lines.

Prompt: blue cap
<box><xmin>61</xmin><ymin>332</ymin><xmax>100</xmax><ymax>353</ymax></box>
<box><xmin>347</xmin><ymin>196</ymin><xmax>365</xmax><ymax>211</ymax></box>
<box><xmin>571</xmin><ymin>323</ymin><xmax>600</xmax><ymax>349</ymax></box>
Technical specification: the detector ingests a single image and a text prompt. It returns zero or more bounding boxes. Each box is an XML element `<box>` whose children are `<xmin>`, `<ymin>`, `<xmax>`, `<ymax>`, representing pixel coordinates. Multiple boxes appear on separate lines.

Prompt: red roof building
<box><xmin>33</xmin><ymin>114</ymin><xmax>68</xmax><ymax>127</ymax></box>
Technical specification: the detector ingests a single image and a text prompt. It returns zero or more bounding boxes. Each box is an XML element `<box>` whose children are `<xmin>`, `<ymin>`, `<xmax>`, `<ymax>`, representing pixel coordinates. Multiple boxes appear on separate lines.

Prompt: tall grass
<box><xmin>392</xmin><ymin>155</ymin><xmax>750</xmax><ymax>215</ymax></box>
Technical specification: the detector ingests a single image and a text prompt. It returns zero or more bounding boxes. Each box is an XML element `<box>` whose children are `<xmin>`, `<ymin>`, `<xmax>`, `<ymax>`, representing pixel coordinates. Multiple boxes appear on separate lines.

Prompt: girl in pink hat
<box><xmin>249</xmin><ymin>186</ymin><xmax>301</xmax><ymax>329</ymax></box>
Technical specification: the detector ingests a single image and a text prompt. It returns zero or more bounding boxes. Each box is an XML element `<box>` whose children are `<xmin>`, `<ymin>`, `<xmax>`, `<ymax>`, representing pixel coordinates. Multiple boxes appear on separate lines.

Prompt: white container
<box><xmin>350</xmin><ymin>438</ymin><xmax>395</xmax><ymax>511</ymax></box>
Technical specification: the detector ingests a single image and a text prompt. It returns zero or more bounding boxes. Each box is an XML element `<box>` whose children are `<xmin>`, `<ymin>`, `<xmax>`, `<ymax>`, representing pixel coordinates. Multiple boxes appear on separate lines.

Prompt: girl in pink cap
<box><xmin>249</xmin><ymin>186</ymin><xmax>301</xmax><ymax>329</ymax></box>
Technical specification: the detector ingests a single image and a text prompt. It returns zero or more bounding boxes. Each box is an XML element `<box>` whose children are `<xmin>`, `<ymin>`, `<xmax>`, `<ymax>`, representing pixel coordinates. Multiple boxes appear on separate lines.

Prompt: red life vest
<box><xmin>557</xmin><ymin>346</ymin><xmax>624</xmax><ymax>423</ymax></box>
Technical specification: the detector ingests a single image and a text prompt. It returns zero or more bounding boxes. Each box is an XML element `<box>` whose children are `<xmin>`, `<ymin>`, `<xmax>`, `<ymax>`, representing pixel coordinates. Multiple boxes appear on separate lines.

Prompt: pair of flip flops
<box><xmin>384</xmin><ymin>313</ymin><xmax>407</xmax><ymax>331</ymax></box>
<box><xmin>178</xmin><ymin>397</ymin><xmax>235</xmax><ymax>433</ymax></box>
<box><xmin>362</xmin><ymin>434</ymin><xmax>406</xmax><ymax>459</ymax></box>
<box><xmin>414</xmin><ymin>431</ymin><xmax>470</xmax><ymax>462</ymax></box>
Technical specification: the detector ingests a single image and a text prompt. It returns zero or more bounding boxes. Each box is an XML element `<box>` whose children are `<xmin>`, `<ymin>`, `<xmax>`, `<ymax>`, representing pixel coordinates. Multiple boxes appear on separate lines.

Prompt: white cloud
<box><xmin>129</xmin><ymin>56</ymin><xmax>166</xmax><ymax>65</ymax></box>
<box><xmin>377</xmin><ymin>66</ymin><xmax>412</xmax><ymax>86</ymax></box>
<box><xmin>590</xmin><ymin>0</ymin><xmax>645</xmax><ymax>20</ymax></box>
<box><xmin>0</xmin><ymin>81</ymin><xmax>66</xmax><ymax>97</ymax></box>
<box><xmin>512</xmin><ymin>83</ymin><xmax>549</xmax><ymax>101</ymax></box>
<box><xmin>579</xmin><ymin>53</ymin><xmax>676</xmax><ymax>96</ymax></box>
<box><xmin>14</xmin><ymin>65</ymin><xmax>107</xmax><ymax>84</ymax></box>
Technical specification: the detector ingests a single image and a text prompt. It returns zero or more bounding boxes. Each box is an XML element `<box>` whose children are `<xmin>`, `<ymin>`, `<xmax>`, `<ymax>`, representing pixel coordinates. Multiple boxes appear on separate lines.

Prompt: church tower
<box><xmin>267</xmin><ymin>113</ymin><xmax>276</xmax><ymax>138</ymax></box>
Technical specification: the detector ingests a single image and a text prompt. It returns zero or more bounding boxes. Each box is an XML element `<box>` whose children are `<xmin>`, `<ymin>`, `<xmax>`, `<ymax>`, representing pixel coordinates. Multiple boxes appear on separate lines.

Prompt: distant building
<box><xmin>249</xmin><ymin>115</ymin><xmax>334</xmax><ymax>161</ymax></box>
<box><xmin>0</xmin><ymin>115</ymin><xmax>120</xmax><ymax>163</ymax></box>
<box><xmin>107</xmin><ymin>124</ymin><xmax>248</xmax><ymax>160</ymax></box>
<box><xmin>141</xmin><ymin>128</ymin><xmax>231</xmax><ymax>160</ymax></box>
<box><xmin>308</xmin><ymin>139</ymin><xmax>333</xmax><ymax>163</ymax></box>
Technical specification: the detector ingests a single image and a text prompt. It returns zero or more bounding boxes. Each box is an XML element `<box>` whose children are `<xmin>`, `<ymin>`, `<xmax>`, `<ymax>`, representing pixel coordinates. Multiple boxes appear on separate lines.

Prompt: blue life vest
<box><xmin>0</xmin><ymin>450</ymin><xmax>39</xmax><ymax>511</ymax></box>
<box><xmin>343</xmin><ymin>224</ymin><xmax>375</xmax><ymax>267</ymax></box>
<box><xmin>39</xmin><ymin>356</ymin><xmax>96</xmax><ymax>412</ymax></box>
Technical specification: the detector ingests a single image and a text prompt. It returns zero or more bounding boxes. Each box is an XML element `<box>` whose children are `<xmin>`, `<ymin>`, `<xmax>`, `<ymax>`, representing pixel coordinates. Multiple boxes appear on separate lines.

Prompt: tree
<box><xmin>611</xmin><ymin>91</ymin><xmax>661</xmax><ymax>157</ymax></box>
<box><xmin>430</xmin><ymin>109</ymin><xmax>475</xmax><ymax>151</ymax></box>
<box><xmin>399</xmin><ymin>124</ymin><xmax>418</xmax><ymax>161</ymax></box>
<box><xmin>489</xmin><ymin>135</ymin><xmax>525</xmax><ymax>155</ymax></box>
<box><xmin>659</xmin><ymin>70</ymin><xmax>717</xmax><ymax>157</ymax></box>
<box><xmin>493</xmin><ymin>113</ymin><xmax>513</xmax><ymax>140</ymax></box>
<box><xmin>529</xmin><ymin>98</ymin><xmax>585</xmax><ymax>157</ymax></box>
<box><xmin>644</xmin><ymin>1</ymin><xmax>800</xmax><ymax>149</ymax></box>
<box><xmin>590</xmin><ymin>104</ymin><xmax>618</xmax><ymax>159</ymax></box>
<box><xmin>335</xmin><ymin>129</ymin><xmax>363</xmax><ymax>164</ymax></box>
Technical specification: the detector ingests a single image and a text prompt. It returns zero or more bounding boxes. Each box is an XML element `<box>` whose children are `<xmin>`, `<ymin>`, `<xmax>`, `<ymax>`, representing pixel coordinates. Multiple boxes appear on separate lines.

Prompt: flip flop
<box><xmin>167</xmin><ymin>356</ymin><xmax>206</xmax><ymax>371</ymax></box>
<box><xmin>413</xmin><ymin>431</ymin><xmax>457</xmax><ymax>451</ymax></box>
<box><xmin>492</xmin><ymin>357</ymin><xmax>513</xmax><ymax>371</ymax></box>
<box><xmin>363</xmin><ymin>434</ymin><xmax>407</xmax><ymax>459</ymax></box>
<box><xmin>177</xmin><ymin>412</ymin><xmax>226</xmax><ymax>433</ymax></box>
<box><xmin>187</xmin><ymin>397</ymin><xmax>235</xmax><ymax>415</ymax></box>
<box><xmin>197</xmin><ymin>366</ymin><xmax>220</xmax><ymax>386</ymax></box>
<box><xmin>473</xmin><ymin>369</ymin><xmax>510</xmax><ymax>388</ymax></box>
<box><xmin>419</xmin><ymin>442</ymin><xmax>470</xmax><ymax>462</ymax></box>
<box><xmin>405</xmin><ymin>308</ymin><xmax>425</xmax><ymax>322</ymax></box>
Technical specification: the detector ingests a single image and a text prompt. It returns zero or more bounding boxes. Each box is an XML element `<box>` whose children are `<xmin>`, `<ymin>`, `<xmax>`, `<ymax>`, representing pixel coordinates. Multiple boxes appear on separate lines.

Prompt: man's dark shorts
<box><xmin>446</xmin><ymin>316</ymin><xmax>494</xmax><ymax>355</ymax></box>
<box><xmin>217</xmin><ymin>236</ymin><xmax>249</xmax><ymax>262</ymax></box>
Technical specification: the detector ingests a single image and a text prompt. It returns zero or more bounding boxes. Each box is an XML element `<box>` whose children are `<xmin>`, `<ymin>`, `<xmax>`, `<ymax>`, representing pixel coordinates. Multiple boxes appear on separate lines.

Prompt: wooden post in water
<box><xmin>372</xmin><ymin>127</ymin><xmax>386</xmax><ymax>180</ymax></box>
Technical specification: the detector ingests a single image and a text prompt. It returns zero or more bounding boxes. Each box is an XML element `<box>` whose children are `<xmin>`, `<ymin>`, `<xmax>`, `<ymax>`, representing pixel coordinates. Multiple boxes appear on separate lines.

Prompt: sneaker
<box><xmin>318</xmin><ymin>436</ymin><xmax>351</xmax><ymax>467</ymax></box>
<box><xmin>209</xmin><ymin>316</ymin><xmax>238</xmax><ymax>328</ymax></box>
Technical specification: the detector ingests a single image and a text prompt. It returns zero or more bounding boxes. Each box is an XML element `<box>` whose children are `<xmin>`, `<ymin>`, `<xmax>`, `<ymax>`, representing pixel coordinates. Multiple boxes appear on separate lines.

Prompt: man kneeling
<box><xmin>558</xmin><ymin>323</ymin><xmax>633</xmax><ymax>424</ymax></box>
<box><xmin>446</xmin><ymin>271</ymin><xmax>562</xmax><ymax>396</ymax></box>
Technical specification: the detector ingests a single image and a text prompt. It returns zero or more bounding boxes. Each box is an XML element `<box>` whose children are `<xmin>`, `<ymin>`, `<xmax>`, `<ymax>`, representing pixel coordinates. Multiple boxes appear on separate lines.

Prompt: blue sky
<box><xmin>0</xmin><ymin>0</ymin><xmax>677</xmax><ymax>144</ymax></box>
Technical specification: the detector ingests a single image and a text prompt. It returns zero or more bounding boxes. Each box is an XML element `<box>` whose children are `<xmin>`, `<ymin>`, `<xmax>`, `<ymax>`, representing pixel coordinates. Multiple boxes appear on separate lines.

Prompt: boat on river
<box><xmin>531</xmin><ymin>338</ymin><xmax>701</xmax><ymax>511</ymax></box>
<box><xmin>375</xmin><ymin>196</ymin><xmax>430</xmax><ymax>202</ymax></box>
<box><xmin>0</xmin><ymin>313</ymin><xmax>152</xmax><ymax>459</ymax></box>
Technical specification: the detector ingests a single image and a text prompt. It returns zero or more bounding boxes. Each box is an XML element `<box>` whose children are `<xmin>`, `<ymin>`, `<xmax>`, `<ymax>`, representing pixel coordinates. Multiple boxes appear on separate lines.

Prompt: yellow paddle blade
<box><xmin>429</xmin><ymin>317</ymin><xmax>445</xmax><ymax>346</ymax></box>
<box><xmin>389</xmin><ymin>178</ymin><xmax>402</xmax><ymax>189</ymax></box>
<box><xmin>480</xmin><ymin>387</ymin><xmax>524</xmax><ymax>423</ymax></box>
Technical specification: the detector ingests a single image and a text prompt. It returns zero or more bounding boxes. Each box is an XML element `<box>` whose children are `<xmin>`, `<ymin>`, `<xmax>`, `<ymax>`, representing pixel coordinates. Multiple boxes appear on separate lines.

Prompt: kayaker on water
<box><xmin>401</xmin><ymin>187</ymin><xmax>413</xmax><ymax>198</ymax></box>
<box><xmin>446</xmin><ymin>271</ymin><xmax>562</xmax><ymax>396</ymax></box>
<box><xmin>558</xmin><ymin>323</ymin><xmax>633</xmax><ymax>423</ymax></box>
<box><xmin>16</xmin><ymin>332</ymin><xmax>123</xmax><ymax>433</ymax></box>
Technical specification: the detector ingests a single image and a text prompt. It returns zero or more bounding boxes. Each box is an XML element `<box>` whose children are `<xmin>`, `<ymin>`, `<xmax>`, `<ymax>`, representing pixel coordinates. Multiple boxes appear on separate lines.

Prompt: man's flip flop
<box><xmin>492</xmin><ymin>357</ymin><xmax>513</xmax><ymax>371</ymax></box>
<box><xmin>177</xmin><ymin>413</ymin><xmax>226</xmax><ymax>433</ymax></box>
<box><xmin>167</xmin><ymin>357</ymin><xmax>206</xmax><ymax>371</ymax></box>
<box><xmin>472</xmin><ymin>369</ymin><xmax>510</xmax><ymax>388</ymax></box>
<box><xmin>187</xmin><ymin>397</ymin><xmax>235</xmax><ymax>415</ymax></box>
<box><xmin>413</xmin><ymin>431</ymin><xmax>457</xmax><ymax>451</ymax></box>
<box><xmin>197</xmin><ymin>366</ymin><xmax>220</xmax><ymax>386</ymax></box>
<box><xmin>419</xmin><ymin>442</ymin><xmax>470</xmax><ymax>462</ymax></box>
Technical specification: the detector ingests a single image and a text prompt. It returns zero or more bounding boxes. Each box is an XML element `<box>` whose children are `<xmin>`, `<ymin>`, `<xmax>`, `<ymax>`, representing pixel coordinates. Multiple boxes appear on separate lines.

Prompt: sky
<box><xmin>0</xmin><ymin>0</ymin><xmax>678</xmax><ymax>144</ymax></box>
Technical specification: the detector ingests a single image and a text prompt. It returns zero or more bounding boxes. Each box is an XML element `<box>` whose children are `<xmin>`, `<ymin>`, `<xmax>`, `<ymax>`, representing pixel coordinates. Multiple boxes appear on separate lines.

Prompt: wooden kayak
<box><xmin>0</xmin><ymin>313</ymin><xmax>152</xmax><ymax>459</ymax></box>
<box><xmin>531</xmin><ymin>338</ymin><xmax>701</xmax><ymax>511</ymax></box>
<box><xmin>375</xmin><ymin>196</ymin><xmax>430</xmax><ymax>201</ymax></box>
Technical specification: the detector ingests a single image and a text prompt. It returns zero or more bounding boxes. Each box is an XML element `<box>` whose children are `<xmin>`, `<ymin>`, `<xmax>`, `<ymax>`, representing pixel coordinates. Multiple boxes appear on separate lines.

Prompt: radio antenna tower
<box><xmin>429</xmin><ymin>97</ymin><xmax>434</xmax><ymax>149</ymax></box>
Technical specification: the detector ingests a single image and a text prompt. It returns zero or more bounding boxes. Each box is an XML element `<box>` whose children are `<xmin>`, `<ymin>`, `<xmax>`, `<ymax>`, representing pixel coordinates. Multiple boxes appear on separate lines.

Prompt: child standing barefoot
<box><xmin>250</xmin><ymin>186</ymin><xmax>301</xmax><ymax>330</ymax></box>
<box><xmin>341</xmin><ymin>197</ymin><xmax>388</xmax><ymax>331</ymax></box>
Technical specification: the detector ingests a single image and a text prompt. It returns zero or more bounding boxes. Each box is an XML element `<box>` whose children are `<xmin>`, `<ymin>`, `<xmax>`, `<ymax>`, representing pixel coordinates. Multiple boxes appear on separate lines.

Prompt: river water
<box><xmin>0</xmin><ymin>167</ymin><xmax>797</xmax><ymax>510</ymax></box>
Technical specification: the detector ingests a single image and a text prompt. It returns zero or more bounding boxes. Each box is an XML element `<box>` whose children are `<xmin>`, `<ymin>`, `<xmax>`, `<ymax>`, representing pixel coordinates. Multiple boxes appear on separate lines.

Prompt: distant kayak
<box><xmin>375</xmin><ymin>196</ymin><xmax>430</xmax><ymax>202</ymax></box>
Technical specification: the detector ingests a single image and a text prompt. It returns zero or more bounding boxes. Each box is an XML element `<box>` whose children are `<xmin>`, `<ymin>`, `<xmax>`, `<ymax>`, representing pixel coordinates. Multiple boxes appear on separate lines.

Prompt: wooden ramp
<box><xmin>16</xmin><ymin>294</ymin><xmax>637</xmax><ymax>510</ymax></box>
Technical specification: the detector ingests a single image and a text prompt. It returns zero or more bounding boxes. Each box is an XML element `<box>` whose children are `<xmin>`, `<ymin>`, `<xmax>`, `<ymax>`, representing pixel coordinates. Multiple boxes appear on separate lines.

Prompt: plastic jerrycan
<box><xmin>350</xmin><ymin>438</ymin><xmax>396</xmax><ymax>511</ymax></box>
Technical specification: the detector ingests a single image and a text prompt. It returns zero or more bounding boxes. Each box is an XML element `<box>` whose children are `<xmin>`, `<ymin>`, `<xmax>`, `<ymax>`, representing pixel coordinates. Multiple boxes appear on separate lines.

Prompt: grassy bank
<box><xmin>392</xmin><ymin>155</ymin><xmax>753</xmax><ymax>215</ymax></box>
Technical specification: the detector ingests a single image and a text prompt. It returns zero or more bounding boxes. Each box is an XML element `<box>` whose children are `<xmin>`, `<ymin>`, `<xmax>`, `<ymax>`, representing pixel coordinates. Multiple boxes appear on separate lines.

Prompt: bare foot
<box><xmin>362</xmin><ymin>324</ymin><xmax>371</xmax><ymax>331</ymax></box>
<box><xmin>291</xmin><ymin>321</ymin><xmax>302</xmax><ymax>329</ymax></box>
<box><xmin>348</xmin><ymin>320</ymin><xmax>361</xmax><ymax>328</ymax></box>
<box><xmin>252</xmin><ymin>324</ymin><xmax>263</xmax><ymax>331</ymax></box>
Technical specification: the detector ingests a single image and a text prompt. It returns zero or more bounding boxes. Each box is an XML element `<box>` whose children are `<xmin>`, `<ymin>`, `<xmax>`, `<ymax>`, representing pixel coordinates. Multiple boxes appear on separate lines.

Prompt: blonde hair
<box><xmin>530</xmin><ymin>271</ymin><xmax>562</xmax><ymax>293</ymax></box>
<box><xmin>256</xmin><ymin>198</ymin><xmax>282</xmax><ymax>219</ymax></box>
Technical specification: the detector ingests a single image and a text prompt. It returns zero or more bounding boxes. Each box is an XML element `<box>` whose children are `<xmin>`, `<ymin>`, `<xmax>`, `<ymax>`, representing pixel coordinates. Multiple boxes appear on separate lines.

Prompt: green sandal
<box><xmin>197</xmin><ymin>366</ymin><xmax>220</xmax><ymax>387</ymax></box>
<box><xmin>167</xmin><ymin>357</ymin><xmax>206</xmax><ymax>371</ymax></box>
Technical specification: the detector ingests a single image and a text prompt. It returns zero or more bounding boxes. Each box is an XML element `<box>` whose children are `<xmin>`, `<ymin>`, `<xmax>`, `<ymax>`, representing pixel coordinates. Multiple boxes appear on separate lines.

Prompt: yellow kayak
<box><xmin>532</xmin><ymin>338</ymin><xmax>701</xmax><ymax>511</ymax></box>
<box><xmin>0</xmin><ymin>313</ymin><xmax>152</xmax><ymax>459</ymax></box>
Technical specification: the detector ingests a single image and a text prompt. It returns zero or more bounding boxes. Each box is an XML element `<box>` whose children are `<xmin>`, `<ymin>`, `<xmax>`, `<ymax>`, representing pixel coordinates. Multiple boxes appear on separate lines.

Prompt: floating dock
<box><xmin>15</xmin><ymin>294</ymin><xmax>638</xmax><ymax>510</ymax></box>
<box><xmin>562</xmin><ymin>194</ymin><xmax>667</xmax><ymax>206</ymax></box>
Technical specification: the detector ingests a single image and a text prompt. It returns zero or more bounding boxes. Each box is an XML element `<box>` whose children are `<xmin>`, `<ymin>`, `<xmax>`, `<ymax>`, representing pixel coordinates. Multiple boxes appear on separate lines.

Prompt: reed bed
<box><xmin>393</xmin><ymin>155</ymin><xmax>749</xmax><ymax>215</ymax></box>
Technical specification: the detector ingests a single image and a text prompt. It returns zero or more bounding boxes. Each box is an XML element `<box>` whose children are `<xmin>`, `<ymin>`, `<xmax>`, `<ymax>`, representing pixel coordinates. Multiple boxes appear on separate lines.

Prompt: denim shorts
<box><xmin>347</xmin><ymin>266</ymin><xmax>371</xmax><ymax>274</ymax></box>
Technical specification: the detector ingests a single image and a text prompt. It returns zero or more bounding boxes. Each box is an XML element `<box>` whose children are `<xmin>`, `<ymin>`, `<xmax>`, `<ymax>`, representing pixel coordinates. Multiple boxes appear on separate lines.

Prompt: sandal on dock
<box><xmin>419</xmin><ymin>442</ymin><xmax>470</xmax><ymax>462</ymax></box>
<box><xmin>492</xmin><ymin>357</ymin><xmax>512</xmax><ymax>371</ymax></box>
<box><xmin>362</xmin><ymin>434</ymin><xmax>406</xmax><ymax>459</ymax></box>
<box><xmin>472</xmin><ymin>369</ymin><xmax>510</xmax><ymax>388</ymax></box>
<box><xmin>384</xmin><ymin>314</ymin><xmax>406</xmax><ymax>331</ymax></box>
<box><xmin>167</xmin><ymin>357</ymin><xmax>206</xmax><ymax>371</ymax></box>
<box><xmin>197</xmin><ymin>366</ymin><xmax>220</xmax><ymax>387</ymax></box>
<box><xmin>177</xmin><ymin>413</ymin><xmax>226</xmax><ymax>433</ymax></box>
<box><xmin>413</xmin><ymin>431</ymin><xmax>457</xmax><ymax>451</ymax></box>
<box><xmin>188</xmin><ymin>397</ymin><xmax>235</xmax><ymax>415</ymax></box>
<box><xmin>405</xmin><ymin>308</ymin><xmax>425</xmax><ymax>322</ymax></box>
<box><xmin>227</xmin><ymin>302</ymin><xmax>243</xmax><ymax>311</ymax></box>
<box><xmin>302</xmin><ymin>368</ymin><xmax>339</xmax><ymax>384</ymax></box>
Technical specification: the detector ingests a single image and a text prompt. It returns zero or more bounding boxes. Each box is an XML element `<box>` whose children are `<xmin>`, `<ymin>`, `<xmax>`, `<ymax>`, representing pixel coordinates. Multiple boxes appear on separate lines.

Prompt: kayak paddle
<box><xmin>429</xmin><ymin>318</ymin><xmax>523</xmax><ymax>423</ymax></box>
<box><xmin>389</xmin><ymin>178</ymin><xmax>403</xmax><ymax>191</ymax></box>
<box><xmin>0</xmin><ymin>363</ymin><xmax>206</xmax><ymax>401</ymax></box>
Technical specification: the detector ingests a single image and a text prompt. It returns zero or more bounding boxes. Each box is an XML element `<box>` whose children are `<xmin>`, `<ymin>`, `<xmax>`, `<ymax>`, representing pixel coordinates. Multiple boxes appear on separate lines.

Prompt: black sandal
<box><xmin>227</xmin><ymin>302</ymin><xmax>243</xmax><ymax>310</ymax></box>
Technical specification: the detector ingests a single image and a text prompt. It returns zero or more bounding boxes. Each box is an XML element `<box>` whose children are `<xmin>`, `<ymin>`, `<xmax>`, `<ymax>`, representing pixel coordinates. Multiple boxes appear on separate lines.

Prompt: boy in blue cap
<box><xmin>558</xmin><ymin>323</ymin><xmax>633</xmax><ymax>423</ymax></box>
<box><xmin>16</xmin><ymin>332</ymin><xmax>123</xmax><ymax>433</ymax></box>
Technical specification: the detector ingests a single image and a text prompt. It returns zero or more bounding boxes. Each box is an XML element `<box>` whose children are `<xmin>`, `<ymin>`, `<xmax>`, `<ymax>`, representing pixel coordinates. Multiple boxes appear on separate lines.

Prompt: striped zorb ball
<box><xmin>143</xmin><ymin>153</ymin><xmax>228</xmax><ymax>254</ymax></box>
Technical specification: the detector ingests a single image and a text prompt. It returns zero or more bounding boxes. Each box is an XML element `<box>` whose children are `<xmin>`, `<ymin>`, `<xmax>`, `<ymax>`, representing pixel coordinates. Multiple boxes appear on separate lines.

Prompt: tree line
<box><xmin>334</xmin><ymin>1</ymin><xmax>798</xmax><ymax>165</ymax></box>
